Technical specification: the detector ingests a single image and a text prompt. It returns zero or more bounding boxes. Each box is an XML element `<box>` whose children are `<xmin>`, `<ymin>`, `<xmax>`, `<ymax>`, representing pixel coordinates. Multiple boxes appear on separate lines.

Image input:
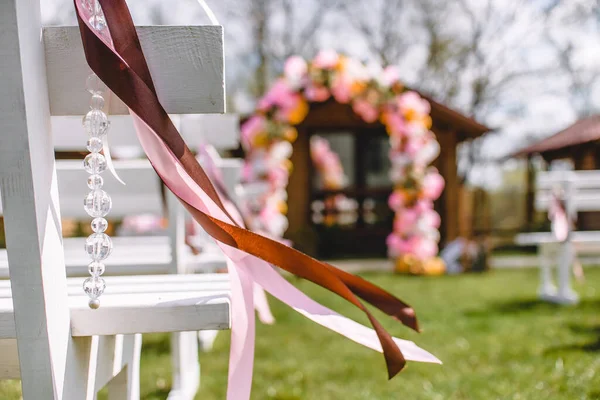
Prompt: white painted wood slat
<box><xmin>0</xmin><ymin>292</ymin><xmax>230</xmax><ymax>338</ymax></box>
<box><xmin>45</xmin><ymin>26</ymin><xmax>225</xmax><ymax>115</ymax></box>
<box><xmin>0</xmin><ymin>0</ymin><xmax>75</xmax><ymax>396</ymax></box>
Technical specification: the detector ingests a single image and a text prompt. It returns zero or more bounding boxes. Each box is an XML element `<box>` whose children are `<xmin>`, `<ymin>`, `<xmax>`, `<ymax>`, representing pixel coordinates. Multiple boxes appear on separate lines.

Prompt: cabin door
<box><xmin>309</xmin><ymin>128</ymin><xmax>394</xmax><ymax>258</ymax></box>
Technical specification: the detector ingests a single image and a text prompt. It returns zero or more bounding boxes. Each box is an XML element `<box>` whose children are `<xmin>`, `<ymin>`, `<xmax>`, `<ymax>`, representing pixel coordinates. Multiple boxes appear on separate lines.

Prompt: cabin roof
<box><xmin>511</xmin><ymin>115</ymin><xmax>600</xmax><ymax>158</ymax></box>
<box><xmin>418</xmin><ymin>93</ymin><xmax>490</xmax><ymax>140</ymax></box>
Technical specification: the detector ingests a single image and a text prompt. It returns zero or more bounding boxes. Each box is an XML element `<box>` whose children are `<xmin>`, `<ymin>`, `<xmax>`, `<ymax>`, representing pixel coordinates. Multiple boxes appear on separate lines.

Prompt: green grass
<box><xmin>2</xmin><ymin>268</ymin><xmax>600</xmax><ymax>399</ymax></box>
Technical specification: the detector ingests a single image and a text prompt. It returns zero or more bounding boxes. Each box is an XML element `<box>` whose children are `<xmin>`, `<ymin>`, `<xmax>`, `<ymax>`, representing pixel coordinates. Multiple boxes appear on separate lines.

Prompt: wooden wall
<box><xmin>286</xmin><ymin>128</ymin><xmax>313</xmax><ymax>251</ymax></box>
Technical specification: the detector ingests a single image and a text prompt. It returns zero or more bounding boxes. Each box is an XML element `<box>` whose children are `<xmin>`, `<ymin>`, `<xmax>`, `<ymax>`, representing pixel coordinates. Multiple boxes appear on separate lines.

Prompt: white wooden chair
<box><xmin>0</xmin><ymin>2</ymin><xmax>231</xmax><ymax>399</ymax></box>
<box><xmin>515</xmin><ymin>170</ymin><xmax>600</xmax><ymax>304</ymax></box>
<box><xmin>0</xmin><ymin>159</ymin><xmax>234</xmax><ymax>399</ymax></box>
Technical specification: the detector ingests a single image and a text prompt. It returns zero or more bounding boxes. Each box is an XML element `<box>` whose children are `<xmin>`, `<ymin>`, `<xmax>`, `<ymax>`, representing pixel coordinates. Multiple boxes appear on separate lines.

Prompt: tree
<box><xmin>543</xmin><ymin>0</ymin><xmax>600</xmax><ymax>117</ymax></box>
<box><xmin>217</xmin><ymin>0</ymin><xmax>343</xmax><ymax>97</ymax></box>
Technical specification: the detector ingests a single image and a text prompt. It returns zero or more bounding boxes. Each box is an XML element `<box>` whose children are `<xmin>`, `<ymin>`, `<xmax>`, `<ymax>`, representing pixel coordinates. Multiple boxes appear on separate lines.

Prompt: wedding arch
<box><xmin>241</xmin><ymin>50</ymin><xmax>446</xmax><ymax>274</ymax></box>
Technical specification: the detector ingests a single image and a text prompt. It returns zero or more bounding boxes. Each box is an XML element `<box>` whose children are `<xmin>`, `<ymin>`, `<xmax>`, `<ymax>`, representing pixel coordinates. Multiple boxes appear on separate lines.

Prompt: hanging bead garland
<box><xmin>81</xmin><ymin>0</ymin><xmax>112</xmax><ymax>309</ymax></box>
<box><xmin>82</xmin><ymin>73</ymin><xmax>112</xmax><ymax>309</ymax></box>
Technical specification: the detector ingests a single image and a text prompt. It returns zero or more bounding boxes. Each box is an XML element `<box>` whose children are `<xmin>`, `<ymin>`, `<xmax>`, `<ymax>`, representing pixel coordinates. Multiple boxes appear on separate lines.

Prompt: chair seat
<box><xmin>515</xmin><ymin>230</ymin><xmax>600</xmax><ymax>245</ymax></box>
<box><xmin>0</xmin><ymin>236</ymin><xmax>228</xmax><ymax>278</ymax></box>
<box><xmin>0</xmin><ymin>273</ymin><xmax>229</xmax><ymax>382</ymax></box>
<box><xmin>0</xmin><ymin>273</ymin><xmax>231</xmax><ymax>338</ymax></box>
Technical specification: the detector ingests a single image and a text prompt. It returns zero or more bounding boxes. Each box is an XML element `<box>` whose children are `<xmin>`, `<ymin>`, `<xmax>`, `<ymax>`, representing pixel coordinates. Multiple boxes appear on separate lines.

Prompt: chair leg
<box><xmin>100</xmin><ymin>334</ymin><xmax>141</xmax><ymax>400</ymax></box>
<box><xmin>556</xmin><ymin>241</ymin><xmax>579</xmax><ymax>304</ymax></box>
<box><xmin>538</xmin><ymin>244</ymin><xmax>557</xmax><ymax>301</ymax></box>
<box><xmin>168</xmin><ymin>331</ymin><xmax>200</xmax><ymax>400</ymax></box>
<box><xmin>107</xmin><ymin>365</ymin><xmax>130</xmax><ymax>400</ymax></box>
<box><xmin>121</xmin><ymin>334</ymin><xmax>142</xmax><ymax>400</ymax></box>
<box><xmin>198</xmin><ymin>330</ymin><xmax>219</xmax><ymax>352</ymax></box>
<box><xmin>62</xmin><ymin>336</ymin><xmax>97</xmax><ymax>400</ymax></box>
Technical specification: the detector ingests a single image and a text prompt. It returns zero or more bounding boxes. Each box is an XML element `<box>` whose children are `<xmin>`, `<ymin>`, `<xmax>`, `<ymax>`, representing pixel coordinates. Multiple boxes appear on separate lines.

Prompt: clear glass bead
<box><xmin>83</xmin><ymin>153</ymin><xmax>107</xmax><ymax>174</ymax></box>
<box><xmin>91</xmin><ymin>217</ymin><xmax>108</xmax><ymax>233</ymax></box>
<box><xmin>87</xmin><ymin>174</ymin><xmax>103</xmax><ymax>189</ymax></box>
<box><xmin>84</xmin><ymin>232</ymin><xmax>112</xmax><ymax>261</ymax></box>
<box><xmin>90</xmin><ymin>94</ymin><xmax>105</xmax><ymax>110</ymax></box>
<box><xmin>83</xmin><ymin>276</ymin><xmax>106</xmax><ymax>299</ymax></box>
<box><xmin>86</xmin><ymin>137</ymin><xmax>103</xmax><ymax>153</ymax></box>
<box><xmin>86</xmin><ymin>73</ymin><xmax>107</xmax><ymax>95</ymax></box>
<box><xmin>83</xmin><ymin>109</ymin><xmax>109</xmax><ymax>137</ymax></box>
<box><xmin>84</xmin><ymin>189</ymin><xmax>112</xmax><ymax>218</ymax></box>
<box><xmin>88</xmin><ymin>261</ymin><xmax>106</xmax><ymax>276</ymax></box>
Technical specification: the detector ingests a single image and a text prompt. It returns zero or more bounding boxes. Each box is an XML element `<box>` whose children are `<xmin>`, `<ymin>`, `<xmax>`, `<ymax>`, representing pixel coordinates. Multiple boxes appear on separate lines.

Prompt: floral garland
<box><xmin>241</xmin><ymin>50</ymin><xmax>445</xmax><ymax>267</ymax></box>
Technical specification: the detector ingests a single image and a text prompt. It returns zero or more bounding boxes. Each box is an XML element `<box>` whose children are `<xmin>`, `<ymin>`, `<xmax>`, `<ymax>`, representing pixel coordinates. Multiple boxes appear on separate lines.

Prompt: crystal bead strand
<box><xmin>82</xmin><ymin>73</ymin><xmax>112</xmax><ymax>309</ymax></box>
<box><xmin>81</xmin><ymin>0</ymin><xmax>111</xmax><ymax>309</ymax></box>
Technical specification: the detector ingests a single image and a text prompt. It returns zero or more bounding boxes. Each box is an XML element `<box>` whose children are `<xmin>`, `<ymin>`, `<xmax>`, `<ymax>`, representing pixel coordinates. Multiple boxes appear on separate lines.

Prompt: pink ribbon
<box><xmin>75</xmin><ymin>4</ymin><xmax>440</xmax><ymax>399</ymax></box>
<box><xmin>549</xmin><ymin>191</ymin><xmax>569</xmax><ymax>242</ymax></box>
<box><xmin>197</xmin><ymin>143</ymin><xmax>275</xmax><ymax>325</ymax></box>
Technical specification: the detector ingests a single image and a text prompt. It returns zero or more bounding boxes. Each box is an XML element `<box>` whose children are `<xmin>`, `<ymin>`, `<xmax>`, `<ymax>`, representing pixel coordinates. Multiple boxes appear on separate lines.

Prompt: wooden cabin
<box><xmin>281</xmin><ymin>96</ymin><xmax>490</xmax><ymax>258</ymax></box>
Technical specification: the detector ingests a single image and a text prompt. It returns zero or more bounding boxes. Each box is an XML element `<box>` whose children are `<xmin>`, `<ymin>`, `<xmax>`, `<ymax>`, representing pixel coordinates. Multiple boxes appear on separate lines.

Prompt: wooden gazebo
<box><xmin>283</xmin><ymin>95</ymin><xmax>490</xmax><ymax>257</ymax></box>
<box><xmin>512</xmin><ymin>115</ymin><xmax>600</xmax><ymax>231</ymax></box>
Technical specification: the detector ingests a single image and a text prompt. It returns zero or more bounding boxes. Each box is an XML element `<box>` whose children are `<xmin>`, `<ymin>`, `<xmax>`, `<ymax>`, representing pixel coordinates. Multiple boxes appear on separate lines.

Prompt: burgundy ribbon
<box><xmin>74</xmin><ymin>0</ymin><xmax>437</xmax><ymax>393</ymax></box>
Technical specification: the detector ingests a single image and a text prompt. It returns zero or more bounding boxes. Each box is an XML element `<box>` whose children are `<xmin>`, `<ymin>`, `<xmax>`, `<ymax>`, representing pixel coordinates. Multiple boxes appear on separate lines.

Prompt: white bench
<box><xmin>0</xmin><ymin>2</ymin><xmax>231</xmax><ymax>398</ymax></box>
<box><xmin>515</xmin><ymin>170</ymin><xmax>600</xmax><ymax>304</ymax></box>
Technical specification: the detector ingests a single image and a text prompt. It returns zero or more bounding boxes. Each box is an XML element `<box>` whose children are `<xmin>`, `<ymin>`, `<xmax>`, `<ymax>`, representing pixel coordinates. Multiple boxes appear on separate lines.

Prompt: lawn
<box><xmin>2</xmin><ymin>268</ymin><xmax>599</xmax><ymax>399</ymax></box>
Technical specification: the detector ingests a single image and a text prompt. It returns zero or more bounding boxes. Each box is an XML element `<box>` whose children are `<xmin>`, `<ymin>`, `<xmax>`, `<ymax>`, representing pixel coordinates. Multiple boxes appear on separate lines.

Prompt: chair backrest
<box><xmin>0</xmin><ymin>8</ymin><xmax>227</xmax><ymax>393</ymax></box>
<box><xmin>56</xmin><ymin>159</ymin><xmax>164</xmax><ymax>219</ymax></box>
<box><xmin>535</xmin><ymin>170</ymin><xmax>600</xmax><ymax>213</ymax></box>
<box><xmin>0</xmin><ymin>160</ymin><xmax>164</xmax><ymax>216</ymax></box>
<box><xmin>180</xmin><ymin>114</ymin><xmax>240</xmax><ymax>151</ymax></box>
<box><xmin>52</xmin><ymin>113</ymin><xmax>239</xmax><ymax>154</ymax></box>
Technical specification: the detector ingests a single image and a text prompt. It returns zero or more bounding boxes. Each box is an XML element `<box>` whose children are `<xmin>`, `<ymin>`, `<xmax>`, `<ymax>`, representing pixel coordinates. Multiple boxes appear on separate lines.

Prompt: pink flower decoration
<box><xmin>384</xmin><ymin>111</ymin><xmax>407</xmax><ymax>136</ymax></box>
<box><xmin>415</xmin><ymin>199</ymin><xmax>434</xmax><ymax>213</ymax></box>
<box><xmin>352</xmin><ymin>99</ymin><xmax>379</xmax><ymax>123</ymax></box>
<box><xmin>406</xmin><ymin>121</ymin><xmax>428</xmax><ymax>137</ymax></box>
<box><xmin>305</xmin><ymin>84</ymin><xmax>330</xmax><ymax>102</ymax></box>
<box><xmin>405</xmin><ymin>137</ymin><xmax>425</xmax><ymax>157</ymax></box>
<box><xmin>421</xmin><ymin>210</ymin><xmax>441</xmax><ymax>229</ymax></box>
<box><xmin>331</xmin><ymin>75</ymin><xmax>353</xmax><ymax>104</ymax></box>
<box><xmin>388</xmin><ymin>191</ymin><xmax>406</xmax><ymax>211</ymax></box>
<box><xmin>422</xmin><ymin>170</ymin><xmax>445</xmax><ymax>200</ymax></box>
<box><xmin>381</xmin><ymin>66</ymin><xmax>400</xmax><ymax>87</ymax></box>
<box><xmin>259</xmin><ymin>79</ymin><xmax>298</xmax><ymax>112</ymax></box>
<box><xmin>397</xmin><ymin>91</ymin><xmax>431</xmax><ymax>115</ymax></box>
<box><xmin>415</xmin><ymin>139</ymin><xmax>440</xmax><ymax>164</ymax></box>
<box><xmin>386</xmin><ymin>233</ymin><xmax>404</xmax><ymax>258</ymax></box>
<box><xmin>394</xmin><ymin>209</ymin><xmax>419</xmax><ymax>234</ymax></box>
<box><xmin>414</xmin><ymin>237</ymin><xmax>438</xmax><ymax>259</ymax></box>
<box><xmin>268</xmin><ymin>165</ymin><xmax>289</xmax><ymax>188</ymax></box>
<box><xmin>312</xmin><ymin>49</ymin><xmax>339</xmax><ymax>69</ymax></box>
<box><xmin>241</xmin><ymin>115</ymin><xmax>266</xmax><ymax>148</ymax></box>
<box><xmin>284</xmin><ymin>55</ymin><xmax>308</xmax><ymax>87</ymax></box>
